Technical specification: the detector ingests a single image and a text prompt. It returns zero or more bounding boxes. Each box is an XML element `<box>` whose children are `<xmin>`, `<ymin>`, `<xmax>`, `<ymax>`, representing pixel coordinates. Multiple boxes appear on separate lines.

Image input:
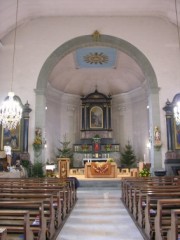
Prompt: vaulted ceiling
<box><xmin>0</xmin><ymin>0</ymin><xmax>179</xmax><ymax>96</ymax></box>
<box><xmin>49</xmin><ymin>47</ymin><xmax>145</xmax><ymax>96</ymax></box>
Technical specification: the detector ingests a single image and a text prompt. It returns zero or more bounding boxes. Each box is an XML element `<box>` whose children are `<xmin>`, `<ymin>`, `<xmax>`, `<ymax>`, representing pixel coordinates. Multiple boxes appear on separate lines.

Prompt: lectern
<box><xmin>57</xmin><ymin>158</ymin><xmax>70</xmax><ymax>179</ymax></box>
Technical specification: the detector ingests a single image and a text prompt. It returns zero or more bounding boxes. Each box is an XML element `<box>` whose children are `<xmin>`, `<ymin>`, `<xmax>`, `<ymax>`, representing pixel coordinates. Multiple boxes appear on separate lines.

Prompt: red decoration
<box><xmin>94</xmin><ymin>143</ymin><xmax>99</xmax><ymax>152</ymax></box>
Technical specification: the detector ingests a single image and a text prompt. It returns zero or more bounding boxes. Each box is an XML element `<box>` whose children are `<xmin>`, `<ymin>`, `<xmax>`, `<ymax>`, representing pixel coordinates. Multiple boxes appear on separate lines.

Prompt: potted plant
<box><xmin>154</xmin><ymin>169</ymin><xmax>166</xmax><ymax>176</ymax></box>
<box><xmin>139</xmin><ymin>168</ymin><xmax>151</xmax><ymax>177</ymax></box>
<box><xmin>120</xmin><ymin>141</ymin><xmax>136</xmax><ymax>169</ymax></box>
<box><xmin>31</xmin><ymin>161</ymin><xmax>45</xmax><ymax>178</ymax></box>
<box><xmin>21</xmin><ymin>159</ymin><xmax>31</xmax><ymax>177</ymax></box>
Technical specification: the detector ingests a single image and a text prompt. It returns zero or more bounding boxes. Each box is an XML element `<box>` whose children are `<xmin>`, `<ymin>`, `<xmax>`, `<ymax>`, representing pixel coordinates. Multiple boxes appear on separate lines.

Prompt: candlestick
<box><xmin>144</xmin><ymin>154</ymin><xmax>146</xmax><ymax>163</ymax></box>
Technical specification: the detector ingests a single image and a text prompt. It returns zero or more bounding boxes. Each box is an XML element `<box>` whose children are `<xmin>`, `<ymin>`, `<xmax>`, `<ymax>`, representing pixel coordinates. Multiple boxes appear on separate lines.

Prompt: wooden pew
<box><xmin>121</xmin><ymin>177</ymin><xmax>180</xmax><ymax>239</ymax></box>
<box><xmin>0</xmin><ymin>193</ymin><xmax>56</xmax><ymax>239</ymax></box>
<box><xmin>0</xmin><ymin>210</ymin><xmax>33</xmax><ymax>240</ymax></box>
<box><xmin>0</xmin><ymin>188</ymin><xmax>63</xmax><ymax>227</ymax></box>
<box><xmin>0</xmin><ymin>177</ymin><xmax>77</xmax><ymax>240</ymax></box>
<box><xmin>0</xmin><ymin>177</ymin><xmax>77</xmax><ymax>207</ymax></box>
<box><xmin>0</xmin><ymin>178</ymin><xmax>77</xmax><ymax>226</ymax></box>
<box><xmin>0</xmin><ymin>227</ymin><xmax>7</xmax><ymax>240</ymax></box>
<box><xmin>154</xmin><ymin>199</ymin><xmax>180</xmax><ymax>240</ymax></box>
<box><xmin>121</xmin><ymin>176</ymin><xmax>177</xmax><ymax>210</ymax></box>
<box><xmin>123</xmin><ymin>180</ymin><xmax>180</xmax><ymax>223</ymax></box>
<box><xmin>0</xmin><ymin>200</ymin><xmax>46</xmax><ymax>240</ymax></box>
<box><xmin>144</xmin><ymin>194</ymin><xmax>180</xmax><ymax>239</ymax></box>
<box><xmin>23</xmin><ymin>184</ymin><xmax>71</xmax><ymax>213</ymax></box>
<box><xmin>137</xmin><ymin>187</ymin><xmax>180</xmax><ymax>228</ymax></box>
<box><xmin>0</xmin><ymin>181</ymin><xmax>68</xmax><ymax>219</ymax></box>
<box><xmin>121</xmin><ymin>176</ymin><xmax>180</xmax><ymax>212</ymax></box>
<box><xmin>22</xmin><ymin>178</ymin><xmax>76</xmax><ymax>208</ymax></box>
<box><xmin>167</xmin><ymin>209</ymin><xmax>180</xmax><ymax>240</ymax></box>
<box><xmin>0</xmin><ymin>178</ymin><xmax>77</xmax><ymax>208</ymax></box>
<box><xmin>6</xmin><ymin>177</ymin><xmax>77</xmax><ymax>206</ymax></box>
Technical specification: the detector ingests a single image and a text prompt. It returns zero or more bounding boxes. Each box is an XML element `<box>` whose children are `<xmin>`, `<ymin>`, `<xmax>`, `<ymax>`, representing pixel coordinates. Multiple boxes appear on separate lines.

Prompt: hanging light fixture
<box><xmin>0</xmin><ymin>0</ymin><xmax>22</xmax><ymax>130</ymax></box>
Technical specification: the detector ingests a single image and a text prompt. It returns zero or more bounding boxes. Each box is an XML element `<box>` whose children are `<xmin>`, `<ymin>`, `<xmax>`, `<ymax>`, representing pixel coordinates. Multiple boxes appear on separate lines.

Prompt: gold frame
<box><xmin>1</xmin><ymin>124</ymin><xmax>21</xmax><ymax>151</ymax></box>
<box><xmin>174</xmin><ymin>119</ymin><xmax>180</xmax><ymax>149</ymax></box>
<box><xmin>90</xmin><ymin>106</ymin><xmax>103</xmax><ymax>129</ymax></box>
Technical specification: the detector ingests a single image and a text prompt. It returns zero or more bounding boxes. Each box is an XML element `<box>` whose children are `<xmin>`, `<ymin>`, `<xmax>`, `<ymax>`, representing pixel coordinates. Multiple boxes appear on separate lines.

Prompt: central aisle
<box><xmin>56</xmin><ymin>187</ymin><xmax>144</xmax><ymax>240</ymax></box>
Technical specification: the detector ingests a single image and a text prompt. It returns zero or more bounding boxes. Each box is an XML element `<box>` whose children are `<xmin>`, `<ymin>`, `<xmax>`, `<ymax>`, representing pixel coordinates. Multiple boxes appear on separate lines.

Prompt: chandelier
<box><xmin>0</xmin><ymin>92</ymin><xmax>22</xmax><ymax>129</ymax></box>
<box><xmin>0</xmin><ymin>0</ymin><xmax>22</xmax><ymax>130</ymax></box>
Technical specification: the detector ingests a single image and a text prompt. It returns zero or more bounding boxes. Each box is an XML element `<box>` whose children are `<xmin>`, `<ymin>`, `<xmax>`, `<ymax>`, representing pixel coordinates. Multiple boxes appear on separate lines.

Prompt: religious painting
<box><xmin>174</xmin><ymin>120</ymin><xmax>180</xmax><ymax>149</ymax></box>
<box><xmin>1</xmin><ymin>125</ymin><xmax>21</xmax><ymax>151</ymax></box>
<box><xmin>90</xmin><ymin>106</ymin><xmax>103</xmax><ymax>129</ymax></box>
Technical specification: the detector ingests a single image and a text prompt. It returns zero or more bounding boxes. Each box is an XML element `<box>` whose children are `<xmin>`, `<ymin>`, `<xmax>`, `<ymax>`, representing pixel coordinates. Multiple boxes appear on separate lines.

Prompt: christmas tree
<box><xmin>57</xmin><ymin>134</ymin><xmax>73</xmax><ymax>159</ymax></box>
<box><xmin>121</xmin><ymin>141</ymin><xmax>136</xmax><ymax>169</ymax></box>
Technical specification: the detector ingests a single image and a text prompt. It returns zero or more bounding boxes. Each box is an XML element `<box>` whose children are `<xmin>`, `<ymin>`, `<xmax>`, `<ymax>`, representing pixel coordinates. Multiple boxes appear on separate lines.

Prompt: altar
<box><xmin>82</xmin><ymin>158</ymin><xmax>107</xmax><ymax>166</ymax></box>
<box><xmin>85</xmin><ymin>162</ymin><xmax>118</xmax><ymax>178</ymax></box>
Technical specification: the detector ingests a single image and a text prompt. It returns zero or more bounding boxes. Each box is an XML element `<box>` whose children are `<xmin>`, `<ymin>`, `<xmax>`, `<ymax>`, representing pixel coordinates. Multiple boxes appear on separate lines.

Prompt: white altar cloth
<box><xmin>82</xmin><ymin>158</ymin><xmax>107</xmax><ymax>166</ymax></box>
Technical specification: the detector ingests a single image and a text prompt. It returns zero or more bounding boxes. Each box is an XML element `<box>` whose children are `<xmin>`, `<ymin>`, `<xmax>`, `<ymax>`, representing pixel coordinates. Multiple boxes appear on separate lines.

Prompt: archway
<box><xmin>35</xmin><ymin>34</ymin><xmax>161</xmax><ymax>170</ymax></box>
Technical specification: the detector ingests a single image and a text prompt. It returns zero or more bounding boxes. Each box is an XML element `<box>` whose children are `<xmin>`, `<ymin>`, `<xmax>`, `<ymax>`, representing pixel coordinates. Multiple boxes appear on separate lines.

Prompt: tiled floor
<box><xmin>56</xmin><ymin>187</ymin><xmax>144</xmax><ymax>240</ymax></box>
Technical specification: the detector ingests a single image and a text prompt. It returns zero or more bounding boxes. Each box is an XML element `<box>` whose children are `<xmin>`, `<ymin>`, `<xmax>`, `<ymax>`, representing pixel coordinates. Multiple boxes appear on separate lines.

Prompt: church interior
<box><xmin>0</xmin><ymin>0</ymin><xmax>180</xmax><ymax>239</ymax></box>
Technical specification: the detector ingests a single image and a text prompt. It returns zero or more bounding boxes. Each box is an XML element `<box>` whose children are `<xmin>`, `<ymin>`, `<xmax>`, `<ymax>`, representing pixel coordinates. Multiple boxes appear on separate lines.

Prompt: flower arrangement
<box><xmin>107</xmin><ymin>158</ymin><xmax>114</xmax><ymax>163</ymax></box>
<box><xmin>81</xmin><ymin>144</ymin><xmax>89</xmax><ymax>152</ymax></box>
<box><xmin>139</xmin><ymin>168</ymin><xmax>151</xmax><ymax>177</ymax></box>
<box><xmin>105</xmin><ymin>144</ymin><xmax>112</xmax><ymax>151</ymax></box>
<box><xmin>33</xmin><ymin>136</ymin><xmax>42</xmax><ymax>151</ymax></box>
<box><xmin>33</xmin><ymin>128</ymin><xmax>42</xmax><ymax>151</ymax></box>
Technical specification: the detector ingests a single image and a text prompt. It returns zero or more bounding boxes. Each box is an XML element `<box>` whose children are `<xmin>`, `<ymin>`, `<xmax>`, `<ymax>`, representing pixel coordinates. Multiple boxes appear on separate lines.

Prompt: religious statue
<box><xmin>154</xmin><ymin>126</ymin><xmax>161</xmax><ymax>142</ymax></box>
<box><xmin>154</xmin><ymin>126</ymin><xmax>162</xmax><ymax>150</ymax></box>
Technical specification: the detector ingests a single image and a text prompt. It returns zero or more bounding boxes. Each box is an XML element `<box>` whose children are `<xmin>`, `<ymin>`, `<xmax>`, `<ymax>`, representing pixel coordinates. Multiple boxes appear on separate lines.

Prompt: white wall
<box><xmin>0</xmin><ymin>16</ymin><xmax>179</xmax><ymax>164</ymax></box>
<box><xmin>46</xmin><ymin>87</ymin><xmax>80</xmax><ymax>163</ymax></box>
<box><xmin>112</xmin><ymin>87</ymin><xmax>149</xmax><ymax>162</ymax></box>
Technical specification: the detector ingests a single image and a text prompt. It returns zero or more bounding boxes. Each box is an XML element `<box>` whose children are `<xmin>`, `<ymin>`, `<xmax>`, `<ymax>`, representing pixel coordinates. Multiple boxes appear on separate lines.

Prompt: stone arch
<box><xmin>36</xmin><ymin>34</ymin><xmax>161</xmax><ymax>169</ymax></box>
<box><xmin>37</xmin><ymin>34</ymin><xmax>157</xmax><ymax>90</ymax></box>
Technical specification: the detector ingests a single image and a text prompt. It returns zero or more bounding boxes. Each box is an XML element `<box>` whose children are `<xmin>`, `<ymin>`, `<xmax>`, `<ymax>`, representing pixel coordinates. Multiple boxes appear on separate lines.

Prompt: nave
<box><xmin>56</xmin><ymin>187</ymin><xmax>144</xmax><ymax>240</ymax></box>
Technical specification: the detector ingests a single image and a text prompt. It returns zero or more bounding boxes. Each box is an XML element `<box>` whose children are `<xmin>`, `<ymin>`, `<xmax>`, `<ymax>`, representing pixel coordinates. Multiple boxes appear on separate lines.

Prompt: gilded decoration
<box><xmin>92</xmin><ymin>30</ymin><xmax>101</xmax><ymax>41</ymax></box>
<box><xmin>83</xmin><ymin>52</ymin><xmax>108</xmax><ymax>65</ymax></box>
<box><xmin>91</xmin><ymin>162</ymin><xmax>111</xmax><ymax>175</ymax></box>
<box><xmin>33</xmin><ymin>128</ymin><xmax>42</xmax><ymax>152</ymax></box>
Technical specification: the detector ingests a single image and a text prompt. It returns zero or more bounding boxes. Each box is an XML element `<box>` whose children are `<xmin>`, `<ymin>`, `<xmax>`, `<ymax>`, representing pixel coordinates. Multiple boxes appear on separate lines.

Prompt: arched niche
<box><xmin>35</xmin><ymin>34</ymin><xmax>160</xmax><ymax>169</ymax></box>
